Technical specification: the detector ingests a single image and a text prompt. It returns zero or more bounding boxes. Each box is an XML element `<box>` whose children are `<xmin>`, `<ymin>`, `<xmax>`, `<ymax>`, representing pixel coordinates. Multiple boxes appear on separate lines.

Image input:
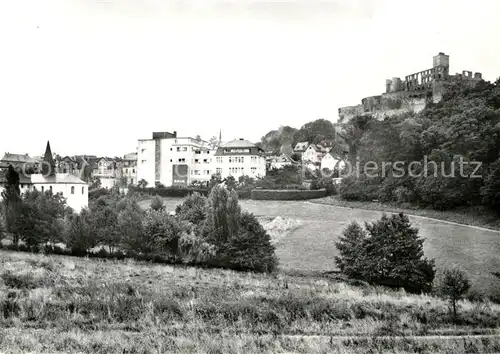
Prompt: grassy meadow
<box><xmin>139</xmin><ymin>197</ymin><xmax>500</xmax><ymax>298</ymax></box>
<box><xmin>1</xmin><ymin>250</ymin><xmax>500</xmax><ymax>353</ymax></box>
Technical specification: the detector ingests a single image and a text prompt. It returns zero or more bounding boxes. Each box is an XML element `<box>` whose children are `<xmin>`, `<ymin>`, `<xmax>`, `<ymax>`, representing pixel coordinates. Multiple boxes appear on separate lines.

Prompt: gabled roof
<box><xmin>214</xmin><ymin>139</ymin><xmax>264</xmax><ymax>157</ymax></box>
<box><xmin>294</xmin><ymin>142</ymin><xmax>309</xmax><ymax>151</ymax></box>
<box><xmin>273</xmin><ymin>153</ymin><xmax>297</xmax><ymax>163</ymax></box>
<box><xmin>221</xmin><ymin>139</ymin><xmax>257</xmax><ymax>149</ymax></box>
<box><xmin>30</xmin><ymin>173</ymin><xmax>87</xmax><ymax>185</ymax></box>
<box><xmin>123</xmin><ymin>152</ymin><xmax>137</xmax><ymax>160</ymax></box>
<box><xmin>61</xmin><ymin>156</ymin><xmax>76</xmax><ymax>162</ymax></box>
<box><xmin>1</xmin><ymin>153</ymin><xmax>37</xmax><ymax>164</ymax></box>
<box><xmin>306</xmin><ymin>144</ymin><xmax>319</xmax><ymax>152</ymax></box>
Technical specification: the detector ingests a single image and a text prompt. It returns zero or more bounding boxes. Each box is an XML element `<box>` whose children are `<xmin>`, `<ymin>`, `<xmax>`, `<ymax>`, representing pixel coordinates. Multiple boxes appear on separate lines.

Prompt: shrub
<box><xmin>140</xmin><ymin>210</ymin><xmax>187</xmax><ymax>258</ymax></box>
<box><xmin>335</xmin><ymin>213</ymin><xmax>436</xmax><ymax>293</ymax></box>
<box><xmin>150</xmin><ymin>195</ymin><xmax>165</xmax><ymax>211</ymax></box>
<box><xmin>338</xmin><ymin>175</ymin><xmax>381</xmax><ymax>201</ymax></box>
<box><xmin>437</xmin><ymin>266</ymin><xmax>471</xmax><ymax>319</ymax></box>
<box><xmin>214</xmin><ymin>211</ymin><xmax>278</xmax><ymax>272</ymax></box>
<box><xmin>175</xmin><ymin>192</ymin><xmax>207</xmax><ymax>226</ymax></box>
<box><xmin>177</xmin><ymin>232</ymin><xmax>216</xmax><ymax>264</ymax></box>
<box><xmin>203</xmin><ymin>185</ymin><xmax>278</xmax><ymax>273</ymax></box>
<box><xmin>316</xmin><ymin>177</ymin><xmax>337</xmax><ymax>196</ymax></box>
<box><xmin>89</xmin><ymin>188</ymin><xmax>110</xmax><ymax>200</ymax></box>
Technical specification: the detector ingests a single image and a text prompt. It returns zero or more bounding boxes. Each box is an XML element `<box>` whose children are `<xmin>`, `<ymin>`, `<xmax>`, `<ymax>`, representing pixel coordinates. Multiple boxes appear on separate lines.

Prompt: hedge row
<box><xmin>250</xmin><ymin>188</ymin><xmax>327</xmax><ymax>200</ymax></box>
<box><xmin>130</xmin><ymin>186</ymin><xmax>210</xmax><ymax>197</ymax></box>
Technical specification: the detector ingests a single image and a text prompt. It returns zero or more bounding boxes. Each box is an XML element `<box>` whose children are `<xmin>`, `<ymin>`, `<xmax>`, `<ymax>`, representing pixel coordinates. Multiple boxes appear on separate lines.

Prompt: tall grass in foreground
<box><xmin>0</xmin><ymin>250</ymin><xmax>499</xmax><ymax>353</ymax></box>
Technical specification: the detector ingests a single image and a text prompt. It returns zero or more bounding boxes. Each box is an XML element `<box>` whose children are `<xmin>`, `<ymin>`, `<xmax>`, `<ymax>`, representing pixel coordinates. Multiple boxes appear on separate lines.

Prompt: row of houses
<box><xmin>266</xmin><ymin>141</ymin><xmax>347</xmax><ymax>174</ymax></box>
<box><xmin>0</xmin><ymin>142</ymin><xmax>89</xmax><ymax>212</ymax></box>
<box><xmin>0</xmin><ymin>131</ymin><xmax>347</xmax><ymax>214</ymax></box>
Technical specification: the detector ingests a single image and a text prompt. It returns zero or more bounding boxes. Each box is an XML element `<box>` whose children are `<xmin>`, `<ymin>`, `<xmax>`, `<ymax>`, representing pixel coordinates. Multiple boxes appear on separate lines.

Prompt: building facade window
<box><xmin>71</xmin><ymin>186</ymin><xmax>75</xmax><ymax>194</ymax></box>
<box><xmin>49</xmin><ymin>186</ymin><xmax>52</xmax><ymax>193</ymax></box>
<box><xmin>41</xmin><ymin>186</ymin><xmax>44</xmax><ymax>192</ymax></box>
<box><xmin>82</xmin><ymin>187</ymin><xmax>84</xmax><ymax>194</ymax></box>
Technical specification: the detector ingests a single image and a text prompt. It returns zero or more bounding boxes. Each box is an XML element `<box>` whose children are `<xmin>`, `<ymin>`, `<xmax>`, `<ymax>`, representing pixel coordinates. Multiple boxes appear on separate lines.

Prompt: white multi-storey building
<box><xmin>213</xmin><ymin>139</ymin><xmax>266</xmax><ymax>179</ymax></box>
<box><xmin>137</xmin><ymin>132</ymin><xmax>214</xmax><ymax>187</ymax></box>
<box><xmin>137</xmin><ymin>133</ymin><xmax>266</xmax><ymax>187</ymax></box>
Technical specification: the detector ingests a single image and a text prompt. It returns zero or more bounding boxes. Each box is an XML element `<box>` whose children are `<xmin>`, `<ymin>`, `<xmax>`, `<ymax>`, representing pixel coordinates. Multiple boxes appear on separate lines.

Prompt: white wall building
<box><xmin>213</xmin><ymin>139</ymin><xmax>266</xmax><ymax>179</ymax></box>
<box><xmin>30</xmin><ymin>174</ymin><xmax>89</xmax><ymax>212</ymax></box>
<box><xmin>320</xmin><ymin>153</ymin><xmax>346</xmax><ymax>175</ymax></box>
<box><xmin>94</xmin><ymin>157</ymin><xmax>118</xmax><ymax>189</ymax></box>
<box><xmin>0</xmin><ymin>173</ymin><xmax>88</xmax><ymax>213</ymax></box>
<box><xmin>137</xmin><ymin>132</ymin><xmax>215</xmax><ymax>187</ymax></box>
<box><xmin>302</xmin><ymin>144</ymin><xmax>330</xmax><ymax>165</ymax></box>
<box><xmin>268</xmin><ymin>153</ymin><xmax>296</xmax><ymax>170</ymax></box>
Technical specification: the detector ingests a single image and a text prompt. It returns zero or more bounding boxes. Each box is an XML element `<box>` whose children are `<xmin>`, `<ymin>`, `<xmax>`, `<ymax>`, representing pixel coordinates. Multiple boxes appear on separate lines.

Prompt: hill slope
<box><xmin>0</xmin><ymin>250</ymin><xmax>499</xmax><ymax>353</ymax></box>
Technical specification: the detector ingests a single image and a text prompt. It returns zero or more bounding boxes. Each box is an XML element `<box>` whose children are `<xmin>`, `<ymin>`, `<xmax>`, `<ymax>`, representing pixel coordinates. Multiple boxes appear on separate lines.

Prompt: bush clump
<box><xmin>335</xmin><ymin>212</ymin><xmax>435</xmax><ymax>293</ymax></box>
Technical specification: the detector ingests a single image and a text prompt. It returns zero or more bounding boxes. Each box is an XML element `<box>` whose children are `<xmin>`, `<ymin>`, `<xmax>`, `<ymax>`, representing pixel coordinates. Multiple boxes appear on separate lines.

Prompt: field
<box><xmin>1</xmin><ymin>250</ymin><xmax>499</xmax><ymax>353</ymax></box>
<box><xmin>139</xmin><ymin>198</ymin><xmax>500</xmax><ymax>298</ymax></box>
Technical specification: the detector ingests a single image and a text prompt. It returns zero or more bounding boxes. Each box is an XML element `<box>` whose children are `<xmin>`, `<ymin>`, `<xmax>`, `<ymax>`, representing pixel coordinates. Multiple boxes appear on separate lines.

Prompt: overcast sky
<box><xmin>1</xmin><ymin>0</ymin><xmax>499</xmax><ymax>157</ymax></box>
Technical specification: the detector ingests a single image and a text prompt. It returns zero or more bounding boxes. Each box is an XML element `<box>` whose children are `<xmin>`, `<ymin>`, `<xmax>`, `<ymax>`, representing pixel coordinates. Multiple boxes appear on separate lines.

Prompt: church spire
<box><xmin>42</xmin><ymin>141</ymin><xmax>56</xmax><ymax>176</ymax></box>
<box><xmin>218</xmin><ymin>129</ymin><xmax>222</xmax><ymax>146</ymax></box>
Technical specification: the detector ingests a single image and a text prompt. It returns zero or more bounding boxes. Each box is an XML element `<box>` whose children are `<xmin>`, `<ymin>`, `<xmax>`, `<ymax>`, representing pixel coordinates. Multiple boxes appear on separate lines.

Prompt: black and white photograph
<box><xmin>0</xmin><ymin>1</ymin><xmax>499</xmax><ymax>353</ymax></box>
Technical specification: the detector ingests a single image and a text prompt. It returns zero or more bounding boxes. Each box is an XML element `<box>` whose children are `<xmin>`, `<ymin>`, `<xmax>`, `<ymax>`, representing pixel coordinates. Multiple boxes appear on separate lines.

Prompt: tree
<box><xmin>203</xmin><ymin>185</ymin><xmax>241</xmax><ymax>245</ymax></box>
<box><xmin>335</xmin><ymin>213</ymin><xmax>435</xmax><ymax>293</ymax></box>
<box><xmin>64</xmin><ymin>209</ymin><xmax>98</xmax><ymax>255</ymax></box>
<box><xmin>19</xmin><ymin>189</ymin><xmax>68</xmax><ymax>250</ymax></box>
<box><xmin>137</xmin><ymin>179</ymin><xmax>148</xmax><ymax>189</ymax></box>
<box><xmin>117</xmin><ymin>176</ymin><xmax>128</xmax><ymax>188</ymax></box>
<box><xmin>224</xmin><ymin>175</ymin><xmax>236</xmax><ymax>190</ymax></box>
<box><xmin>118</xmin><ymin>203</ymin><xmax>144</xmax><ymax>253</ymax></box>
<box><xmin>208</xmin><ymin>136</ymin><xmax>220</xmax><ymax>150</ymax></box>
<box><xmin>150</xmin><ymin>195</ymin><xmax>165</xmax><ymax>211</ymax></box>
<box><xmin>293</xmin><ymin>119</ymin><xmax>337</xmax><ymax>146</ymax></box>
<box><xmin>481</xmin><ymin>158</ymin><xmax>500</xmax><ymax>213</ymax></box>
<box><xmin>217</xmin><ymin>211</ymin><xmax>278</xmax><ymax>272</ymax></box>
<box><xmin>0</xmin><ymin>204</ymin><xmax>5</xmax><ymax>245</ymax></box>
<box><xmin>140</xmin><ymin>210</ymin><xmax>186</xmax><ymax>257</ymax></box>
<box><xmin>90</xmin><ymin>176</ymin><xmax>101</xmax><ymax>190</ymax></box>
<box><xmin>260</xmin><ymin>126</ymin><xmax>298</xmax><ymax>152</ymax></box>
<box><xmin>438</xmin><ymin>266</ymin><xmax>471</xmax><ymax>320</ymax></box>
<box><xmin>208</xmin><ymin>174</ymin><xmax>222</xmax><ymax>190</ymax></box>
<box><xmin>175</xmin><ymin>192</ymin><xmax>207</xmax><ymax>226</ymax></box>
<box><xmin>3</xmin><ymin>165</ymin><xmax>20</xmax><ymax>196</ymax></box>
<box><xmin>91</xmin><ymin>205</ymin><xmax>121</xmax><ymax>253</ymax></box>
<box><xmin>334</xmin><ymin>222</ymin><xmax>368</xmax><ymax>279</ymax></box>
<box><xmin>1</xmin><ymin>166</ymin><xmax>22</xmax><ymax>244</ymax></box>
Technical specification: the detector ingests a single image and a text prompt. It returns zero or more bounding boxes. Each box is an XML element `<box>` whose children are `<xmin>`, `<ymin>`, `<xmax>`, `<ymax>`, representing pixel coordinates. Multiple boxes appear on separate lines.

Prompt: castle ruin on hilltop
<box><xmin>338</xmin><ymin>53</ymin><xmax>483</xmax><ymax>123</ymax></box>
